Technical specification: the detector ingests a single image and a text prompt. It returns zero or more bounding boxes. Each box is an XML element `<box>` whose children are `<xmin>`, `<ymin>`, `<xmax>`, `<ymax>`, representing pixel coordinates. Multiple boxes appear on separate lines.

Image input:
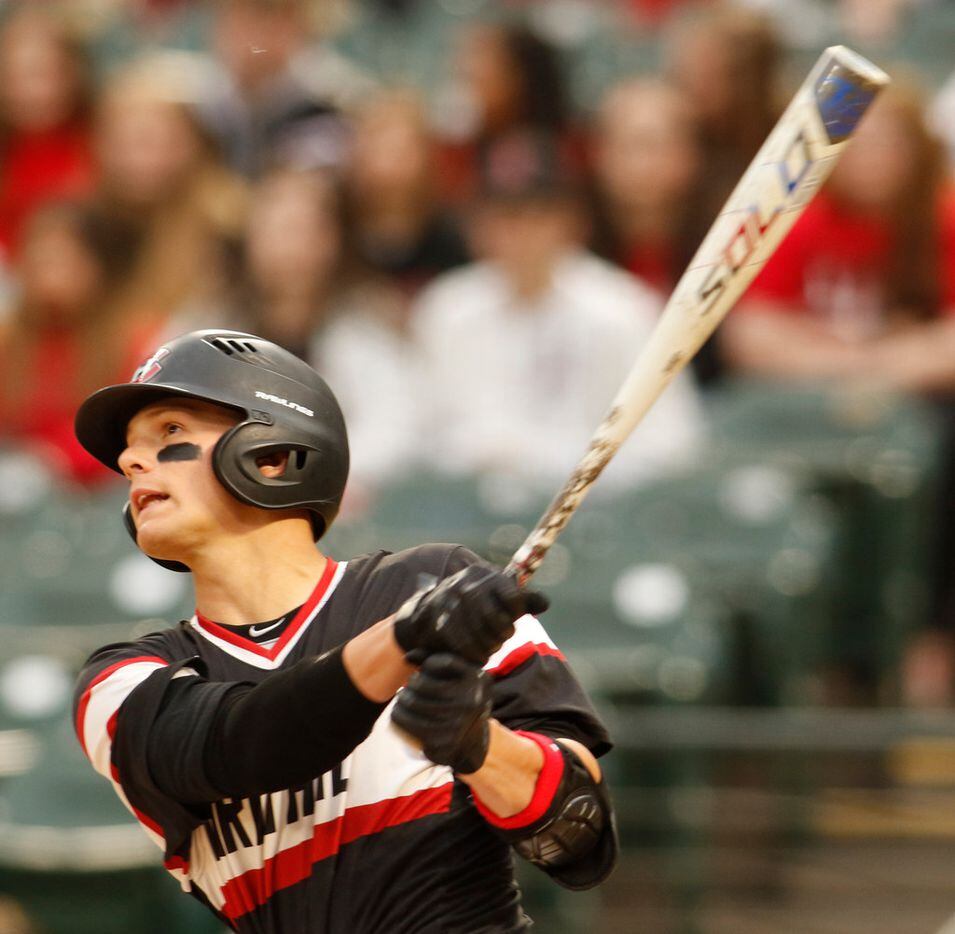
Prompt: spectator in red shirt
<box><xmin>0</xmin><ymin>201</ymin><xmax>157</xmax><ymax>485</ymax></box>
<box><xmin>0</xmin><ymin>6</ymin><xmax>96</xmax><ymax>261</ymax></box>
<box><xmin>229</xmin><ymin>167</ymin><xmax>354</xmax><ymax>359</ymax></box>
<box><xmin>723</xmin><ymin>84</ymin><xmax>955</xmax><ymax>391</ymax></box>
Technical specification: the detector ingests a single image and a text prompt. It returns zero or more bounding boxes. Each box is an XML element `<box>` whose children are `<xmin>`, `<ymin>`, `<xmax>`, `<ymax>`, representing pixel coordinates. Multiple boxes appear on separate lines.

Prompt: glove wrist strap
<box><xmin>471</xmin><ymin>730</ymin><xmax>565</xmax><ymax>829</ymax></box>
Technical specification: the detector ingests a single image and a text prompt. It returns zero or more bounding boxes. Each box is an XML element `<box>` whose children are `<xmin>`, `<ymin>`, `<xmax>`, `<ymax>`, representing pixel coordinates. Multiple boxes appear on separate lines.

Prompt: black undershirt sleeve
<box><xmin>146</xmin><ymin>645</ymin><xmax>387</xmax><ymax>804</ymax></box>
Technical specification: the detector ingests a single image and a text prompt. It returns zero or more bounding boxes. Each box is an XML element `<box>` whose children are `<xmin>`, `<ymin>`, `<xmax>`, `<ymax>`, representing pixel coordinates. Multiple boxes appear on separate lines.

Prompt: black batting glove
<box><xmin>392</xmin><ymin>565</ymin><xmax>549</xmax><ymax>666</ymax></box>
<box><xmin>392</xmin><ymin>653</ymin><xmax>492</xmax><ymax>774</ymax></box>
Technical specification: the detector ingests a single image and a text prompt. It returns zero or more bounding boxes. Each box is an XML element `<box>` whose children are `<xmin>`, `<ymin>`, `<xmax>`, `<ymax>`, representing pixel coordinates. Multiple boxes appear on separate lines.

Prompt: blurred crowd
<box><xmin>2</xmin><ymin>0</ymin><xmax>955</xmax><ymax>672</ymax></box>
<box><xmin>2</xmin><ymin>0</ymin><xmax>954</xmax><ymax>483</ymax></box>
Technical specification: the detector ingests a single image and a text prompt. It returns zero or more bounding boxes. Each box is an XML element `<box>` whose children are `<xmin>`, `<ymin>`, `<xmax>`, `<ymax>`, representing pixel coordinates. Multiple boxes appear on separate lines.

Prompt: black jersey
<box><xmin>73</xmin><ymin>544</ymin><xmax>611</xmax><ymax>933</ymax></box>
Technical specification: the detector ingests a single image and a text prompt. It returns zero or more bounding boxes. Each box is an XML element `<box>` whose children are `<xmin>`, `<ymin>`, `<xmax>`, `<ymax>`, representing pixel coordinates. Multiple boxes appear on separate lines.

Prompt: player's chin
<box><xmin>136</xmin><ymin>516</ymin><xmax>189</xmax><ymax>565</ymax></box>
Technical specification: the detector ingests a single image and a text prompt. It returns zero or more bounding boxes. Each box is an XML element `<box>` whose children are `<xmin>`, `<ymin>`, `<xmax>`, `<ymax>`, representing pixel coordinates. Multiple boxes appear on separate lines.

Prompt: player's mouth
<box><xmin>131</xmin><ymin>488</ymin><xmax>171</xmax><ymax>516</ymax></box>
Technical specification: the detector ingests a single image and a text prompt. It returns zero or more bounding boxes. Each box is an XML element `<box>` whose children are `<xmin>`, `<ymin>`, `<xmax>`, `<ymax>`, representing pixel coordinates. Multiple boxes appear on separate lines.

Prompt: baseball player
<box><xmin>72</xmin><ymin>329</ymin><xmax>617</xmax><ymax>932</ymax></box>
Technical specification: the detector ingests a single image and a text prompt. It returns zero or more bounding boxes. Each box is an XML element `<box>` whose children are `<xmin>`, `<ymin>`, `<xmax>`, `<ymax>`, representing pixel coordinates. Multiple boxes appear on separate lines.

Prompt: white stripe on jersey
<box><xmin>484</xmin><ymin>614</ymin><xmax>560</xmax><ymax>674</ymax></box>
<box><xmin>78</xmin><ymin>658</ymin><xmax>169</xmax><ymax>778</ymax></box>
<box><xmin>185</xmin><ymin>702</ymin><xmax>454</xmax><ymax>909</ymax></box>
<box><xmin>76</xmin><ymin>657</ymin><xmax>202</xmax><ymax>855</ymax></box>
<box><xmin>188</xmin><ymin>561</ymin><xmax>347</xmax><ymax>670</ymax></box>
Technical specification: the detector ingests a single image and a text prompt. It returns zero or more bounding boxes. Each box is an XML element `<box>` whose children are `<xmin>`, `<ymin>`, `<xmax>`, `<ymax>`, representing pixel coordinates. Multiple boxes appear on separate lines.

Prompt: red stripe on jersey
<box><xmin>77</xmin><ymin>659</ymin><xmax>170</xmax><ymax>846</ymax></box>
<box><xmin>132</xmin><ymin>806</ymin><xmax>166</xmax><ymax>841</ymax></box>
<box><xmin>219</xmin><ymin>783</ymin><xmax>453</xmax><ymax>922</ymax></box>
<box><xmin>75</xmin><ymin>655</ymin><xmax>168</xmax><ymax>757</ymax></box>
<box><xmin>110</xmin><ymin>761</ymin><xmax>166</xmax><ymax>841</ymax></box>
<box><xmin>194</xmin><ymin>558</ymin><xmax>339</xmax><ymax>661</ymax></box>
<box><xmin>486</xmin><ymin>642</ymin><xmax>565</xmax><ymax>678</ymax></box>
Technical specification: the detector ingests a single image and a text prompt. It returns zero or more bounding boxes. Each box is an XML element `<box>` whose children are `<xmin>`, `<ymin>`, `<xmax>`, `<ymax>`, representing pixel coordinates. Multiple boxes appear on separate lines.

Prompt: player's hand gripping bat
<box><xmin>506</xmin><ymin>45</ymin><xmax>889</xmax><ymax>586</ymax></box>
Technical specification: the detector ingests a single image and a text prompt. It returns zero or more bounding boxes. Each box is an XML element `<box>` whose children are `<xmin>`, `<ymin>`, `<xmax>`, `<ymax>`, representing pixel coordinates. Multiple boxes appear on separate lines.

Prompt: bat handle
<box><xmin>504</xmin><ymin>564</ymin><xmax>527</xmax><ymax>588</ymax></box>
<box><xmin>504</xmin><ymin>543</ymin><xmax>541</xmax><ymax>588</ymax></box>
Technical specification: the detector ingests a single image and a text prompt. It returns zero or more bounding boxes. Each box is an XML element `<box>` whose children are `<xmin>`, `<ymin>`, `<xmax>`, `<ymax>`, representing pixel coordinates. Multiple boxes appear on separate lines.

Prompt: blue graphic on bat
<box><xmin>814</xmin><ymin>63</ymin><xmax>877</xmax><ymax>144</ymax></box>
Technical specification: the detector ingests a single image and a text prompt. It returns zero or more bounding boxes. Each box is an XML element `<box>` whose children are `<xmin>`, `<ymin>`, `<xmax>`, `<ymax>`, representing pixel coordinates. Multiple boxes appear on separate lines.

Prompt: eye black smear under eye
<box><xmin>157</xmin><ymin>442</ymin><xmax>202</xmax><ymax>463</ymax></box>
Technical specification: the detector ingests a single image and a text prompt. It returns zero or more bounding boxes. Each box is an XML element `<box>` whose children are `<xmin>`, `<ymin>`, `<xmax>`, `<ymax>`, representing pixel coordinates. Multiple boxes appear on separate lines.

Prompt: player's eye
<box><xmin>163</xmin><ymin>422</ymin><xmax>184</xmax><ymax>436</ymax></box>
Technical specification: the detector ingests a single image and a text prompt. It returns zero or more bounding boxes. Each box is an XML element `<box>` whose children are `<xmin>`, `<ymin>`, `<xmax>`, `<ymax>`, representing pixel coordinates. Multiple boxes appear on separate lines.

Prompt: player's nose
<box><xmin>117</xmin><ymin>442</ymin><xmax>157</xmax><ymax>478</ymax></box>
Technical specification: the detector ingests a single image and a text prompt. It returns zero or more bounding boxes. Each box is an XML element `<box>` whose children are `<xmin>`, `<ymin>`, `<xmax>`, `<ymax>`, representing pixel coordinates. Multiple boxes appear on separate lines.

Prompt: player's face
<box><xmin>118</xmin><ymin>399</ymin><xmax>250</xmax><ymax>566</ymax></box>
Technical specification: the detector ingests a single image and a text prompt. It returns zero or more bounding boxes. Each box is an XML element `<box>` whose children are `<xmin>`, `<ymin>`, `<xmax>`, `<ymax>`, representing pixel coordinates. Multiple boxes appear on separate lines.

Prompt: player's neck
<box><xmin>189</xmin><ymin>519</ymin><xmax>328</xmax><ymax>627</ymax></box>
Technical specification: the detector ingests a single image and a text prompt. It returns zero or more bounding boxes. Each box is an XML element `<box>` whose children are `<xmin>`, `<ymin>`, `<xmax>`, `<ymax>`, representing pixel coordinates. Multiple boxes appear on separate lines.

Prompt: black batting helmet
<box><xmin>75</xmin><ymin>329</ymin><xmax>349</xmax><ymax>572</ymax></box>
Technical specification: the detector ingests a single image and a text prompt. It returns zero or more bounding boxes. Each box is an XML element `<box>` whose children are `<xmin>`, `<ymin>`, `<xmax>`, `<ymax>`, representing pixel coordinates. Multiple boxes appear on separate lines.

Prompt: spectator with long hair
<box><xmin>0</xmin><ymin>202</ymin><xmax>154</xmax><ymax>484</ymax></box>
<box><xmin>92</xmin><ymin>52</ymin><xmax>247</xmax><ymax>338</ymax></box>
<box><xmin>665</xmin><ymin>5</ymin><xmax>783</xmax><ymax>214</ymax></box>
<box><xmin>234</xmin><ymin>167</ymin><xmax>419</xmax><ymax>490</ymax></box>
<box><xmin>592</xmin><ymin>78</ymin><xmax>704</xmax><ymax>293</ymax></box>
<box><xmin>342</xmin><ymin>89</ymin><xmax>468</xmax><ymax>297</ymax></box>
<box><xmin>232</xmin><ymin>168</ymin><xmax>354</xmax><ymax>357</ymax></box>
<box><xmin>0</xmin><ymin>6</ymin><xmax>96</xmax><ymax>260</ymax></box>
<box><xmin>437</xmin><ymin>19</ymin><xmax>582</xmax><ymax>205</ymax></box>
<box><xmin>590</xmin><ymin>77</ymin><xmax>720</xmax><ymax>381</ymax></box>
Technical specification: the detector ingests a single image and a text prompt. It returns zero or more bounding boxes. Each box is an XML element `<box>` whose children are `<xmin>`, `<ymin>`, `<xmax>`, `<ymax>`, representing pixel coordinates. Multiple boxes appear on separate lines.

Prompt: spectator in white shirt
<box><xmin>411</xmin><ymin>129</ymin><xmax>705</xmax><ymax>494</ymax></box>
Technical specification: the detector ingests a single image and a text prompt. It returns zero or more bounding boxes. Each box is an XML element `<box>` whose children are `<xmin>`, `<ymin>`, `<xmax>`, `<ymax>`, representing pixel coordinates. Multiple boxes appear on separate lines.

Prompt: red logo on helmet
<box><xmin>132</xmin><ymin>347</ymin><xmax>170</xmax><ymax>383</ymax></box>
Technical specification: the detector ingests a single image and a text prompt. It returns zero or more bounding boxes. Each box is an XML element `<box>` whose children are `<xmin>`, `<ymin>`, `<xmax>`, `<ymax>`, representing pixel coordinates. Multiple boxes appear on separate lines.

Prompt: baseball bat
<box><xmin>506</xmin><ymin>45</ymin><xmax>889</xmax><ymax>586</ymax></box>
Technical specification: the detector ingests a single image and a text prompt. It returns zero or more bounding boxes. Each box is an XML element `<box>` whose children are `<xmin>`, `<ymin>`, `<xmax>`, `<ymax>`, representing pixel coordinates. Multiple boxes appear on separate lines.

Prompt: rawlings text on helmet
<box><xmin>254</xmin><ymin>390</ymin><xmax>315</xmax><ymax>417</ymax></box>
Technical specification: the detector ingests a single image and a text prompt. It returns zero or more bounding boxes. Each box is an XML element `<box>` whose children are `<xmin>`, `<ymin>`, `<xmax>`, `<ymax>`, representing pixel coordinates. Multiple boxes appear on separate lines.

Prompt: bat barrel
<box><xmin>827</xmin><ymin>45</ymin><xmax>890</xmax><ymax>86</ymax></box>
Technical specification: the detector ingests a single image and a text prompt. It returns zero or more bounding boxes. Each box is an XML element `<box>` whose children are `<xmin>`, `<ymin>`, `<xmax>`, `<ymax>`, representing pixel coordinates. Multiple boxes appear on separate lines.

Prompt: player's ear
<box><xmin>255</xmin><ymin>450</ymin><xmax>289</xmax><ymax>479</ymax></box>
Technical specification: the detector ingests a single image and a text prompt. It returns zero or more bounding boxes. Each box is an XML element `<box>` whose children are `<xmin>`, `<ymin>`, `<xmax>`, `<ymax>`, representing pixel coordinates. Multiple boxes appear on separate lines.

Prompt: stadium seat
<box><xmin>531</xmin><ymin>460</ymin><xmax>840</xmax><ymax>705</ymax></box>
<box><xmin>0</xmin><ymin>479</ymin><xmax>193</xmax><ymax>662</ymax></box>
<box><xmin>327</xmin><ymin>469</ymin><xmax>552</xmax><ymax>563</ymax></box>
<box><xmin>705</xmin><ymin>380</ymin><xmax>945</xmax><ymax>696</ymax></box>
<box><xmin>0</xmin><ymin>714</ymin><xmax>222</xmax><ymax>934</ymax></box>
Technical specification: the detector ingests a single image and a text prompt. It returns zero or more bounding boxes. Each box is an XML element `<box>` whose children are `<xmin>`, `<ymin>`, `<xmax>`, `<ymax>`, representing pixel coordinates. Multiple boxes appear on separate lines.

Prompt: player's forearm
<box><xmin>342</xmin><ymin>615</ymin><xmax>416</xmax><ymax>703</ymax></box>
<box><xmin>168</xmin><ymin>645</ymin><xmax>389</xmax><ymax>801</ymax></box>
<box><xmin>209</xmin><ymin>624</ymin><xmax>413</xmax><ymax>797</ymax></box>
<box><xmin>458</xmin><ymin>721</ymin><xmax>601</xmax><ymax>819</ymax></box>
<box><xmin>457</xmin><ymin>721</ymin><xmax>543</xmax><ymax>816</ymax></box>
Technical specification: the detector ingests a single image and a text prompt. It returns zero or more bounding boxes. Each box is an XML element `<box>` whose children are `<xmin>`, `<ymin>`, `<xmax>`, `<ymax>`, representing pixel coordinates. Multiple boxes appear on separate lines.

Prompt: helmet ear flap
<box><xmin>121</xmin><ymin>502</ymin><xmax>190</xmax><ymax>573</ymax></box>
<box><xmin>213</xmin><ymin>420</ymin><xmax>326</xmax><ymax>525</ymax></box>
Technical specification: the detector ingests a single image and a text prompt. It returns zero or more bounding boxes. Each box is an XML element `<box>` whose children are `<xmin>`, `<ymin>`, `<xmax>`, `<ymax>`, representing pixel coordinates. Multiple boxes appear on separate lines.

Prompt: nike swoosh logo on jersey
<box><xmin>249</xmin><ymin>620</ymin><xmax>285</xmax><ymax>638</ymax></box>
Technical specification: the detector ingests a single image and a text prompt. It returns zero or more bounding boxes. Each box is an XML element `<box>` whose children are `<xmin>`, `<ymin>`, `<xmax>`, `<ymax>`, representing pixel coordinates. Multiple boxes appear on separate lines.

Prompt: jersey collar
<box><xmin>191</xmin><ymin>558</ymin><xmax>344</xmax><ymax>668</ymax></box>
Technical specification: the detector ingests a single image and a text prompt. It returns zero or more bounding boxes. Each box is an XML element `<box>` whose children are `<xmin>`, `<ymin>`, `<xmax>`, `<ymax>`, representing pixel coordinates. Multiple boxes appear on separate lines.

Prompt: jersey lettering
<box><xmin>204</xmin><ymin>763</ymin><xmax>350</xmax><ymax>859</ymax></box>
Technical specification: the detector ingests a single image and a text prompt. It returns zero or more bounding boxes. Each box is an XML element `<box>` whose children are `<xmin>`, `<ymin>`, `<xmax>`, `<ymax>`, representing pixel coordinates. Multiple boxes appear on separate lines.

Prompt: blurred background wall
<box><xmin>2</xmin><ymin>1</ymin><xmax>955</xmax><ymax>931</ymax></box>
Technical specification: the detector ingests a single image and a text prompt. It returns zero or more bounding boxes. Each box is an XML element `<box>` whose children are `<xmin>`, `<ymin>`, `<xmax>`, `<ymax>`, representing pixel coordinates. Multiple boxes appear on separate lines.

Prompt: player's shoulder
<box><xmin>329</xmin><ymin>544</ymin><xmax>491</xmax><ymax>627</ymax></box>
<box><xmin>74</xmin><ymin>623</ymin><xmax>198</xmax><ymax>692</ymax></box>
<box><xmin>346</xmin><ymin>542</ymin><xmax>489</xmax><ymax>585</ymax></box>
<box><xmin>382</xmin><ymin>542</ymin><xmax>488</xmax><ymax>575</ymax></box>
